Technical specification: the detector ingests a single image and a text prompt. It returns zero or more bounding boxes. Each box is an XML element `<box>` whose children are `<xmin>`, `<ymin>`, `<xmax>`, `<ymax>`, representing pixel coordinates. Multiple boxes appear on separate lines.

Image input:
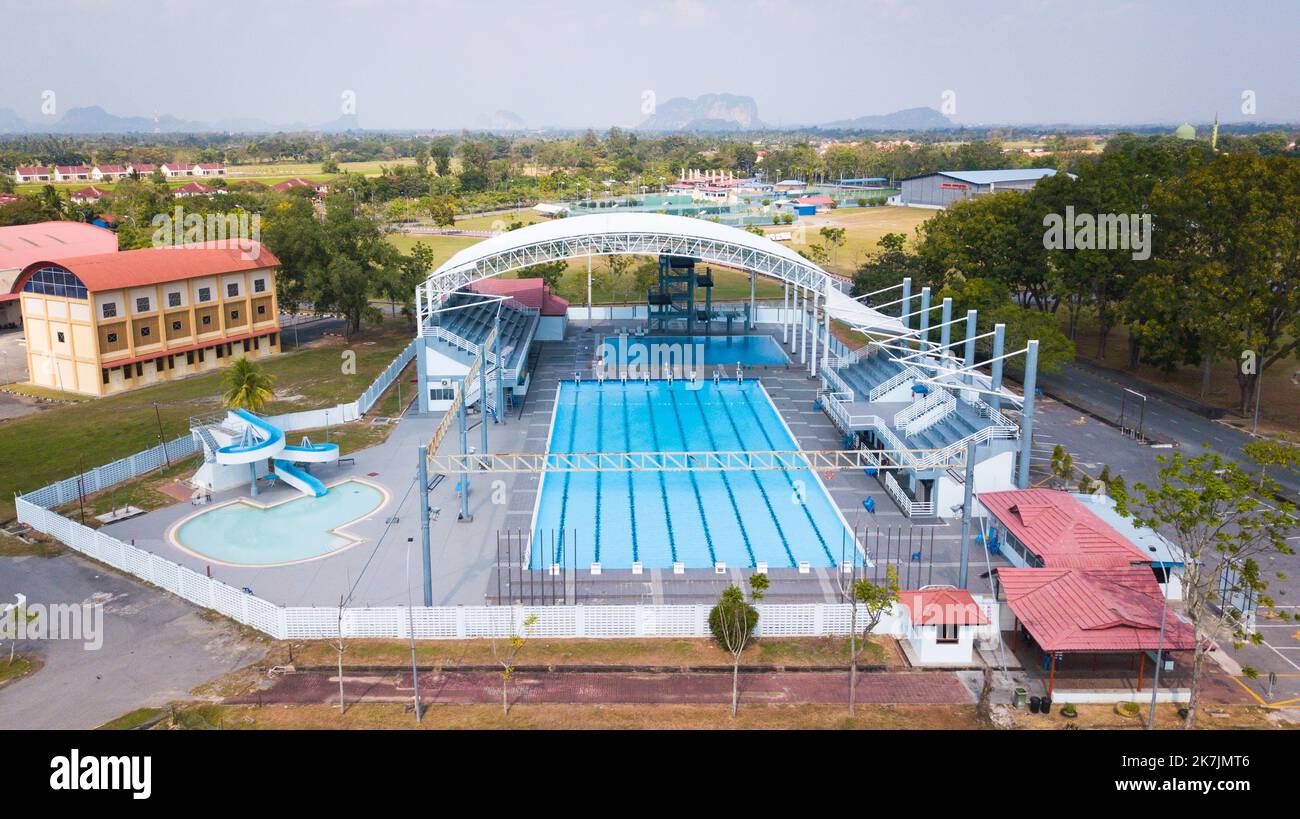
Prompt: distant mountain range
<box><xmin>0</xmin><ymin>105</ymin><xmax>362</xmax><ymax>134</ymax></box>
<box><xmin>639</xmin><ymin>93</ymin><xmax>764</xmax><ymax>131</ymax></box>
<box><xmin>636</xmin><ymin>94</ymin><xmax>956</xmax><ymax>132</ymax></box>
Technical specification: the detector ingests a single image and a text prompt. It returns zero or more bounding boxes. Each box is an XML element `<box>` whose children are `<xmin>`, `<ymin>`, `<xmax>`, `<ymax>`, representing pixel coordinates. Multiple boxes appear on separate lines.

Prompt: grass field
<box><xmin>753</xmin><ymin>205</ymin><xmax>936</xmax><ymax>277</ymax></box>
<box><xmin>0</xmin><ymin>324</ymin><xmax>412</xmax><ymax>521</ymax></box>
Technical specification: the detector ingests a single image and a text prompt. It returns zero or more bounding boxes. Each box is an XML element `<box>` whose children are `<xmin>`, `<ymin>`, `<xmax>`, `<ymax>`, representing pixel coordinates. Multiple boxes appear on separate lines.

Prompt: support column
<box><xmin>800</xmin><ymin>288</ymin><xmax>809</xmax><ymax>366</ymax></box>
<box><xmin>418</xmin><ymin>445</ymin><xmax>432</xmax><ymax>606</ymax></box>
<box><xmin>809</xmin><ymin>289</ymin><xmax>819</xmax><ymax>378</ymax></box>
<box><xmin>821</xmin><ymin>291</ymin><xmax>831</xmax><ymax>374</ymax></box>
<box><xmin>990</xmin><ymin>323</ymin><xmax>1006</xmax><ymax>412</ymax></box>
<box><xmin>918</xmin><ymin>287</ymin><xmax>932</xmax><ymax>355</ymax></box>
<box><xmin>458</xmin><ymin>377</ymin><xmax>471</xmax><ymax>522</ymax></box>
<box><xmin>1016</xmin><ymin>339</ymin><xmax>1040</xmax><ymax>490</ymax></box>
<box><xmin>479</xmin><ymin>342</ymin><xmax>489</xmax><ymax>457</ymax></box>
<box><xmin>782</xmin><ymin>283</ymin><xmax>789</xmax><ymax>343</ymax></box>
<box><xmin>494</xmin><ymin>312</ymin><xmax>504</xmax><ymax>424</ymax></box>
<box><xmin>963</xmin><ymin>309</ymin><xmax>978</xmax><ymax>386</ymax></box>
<box><xmin>790</xmin><ymin>287</ymin><xmax>799</xmax><ymax>352</ymax></box>
<box><xmin>958</xmin><ymin>439</ymin><xmax>976</xmax><ymax>588</ymax></box>
<box><xmin>900</xmin><ymin>277</ymin><xmax>912</xmax><ymax>340</ymax></box>
<box><xmin>939</xmin><ymin>297</ymin><xmax>953</xmax><ymax>359</ymax></box>
<box><xmin>749</xmin><ymin>271</ymin><xmax>755</xmax><ymax>328</ymax></box>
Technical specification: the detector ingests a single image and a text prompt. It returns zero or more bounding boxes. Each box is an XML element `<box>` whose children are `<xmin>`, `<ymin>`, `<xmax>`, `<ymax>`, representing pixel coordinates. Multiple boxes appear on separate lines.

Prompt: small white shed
<box><xmin>898</xmin><ymin>587</ymin><xmax>989</xmax><ymax>666</ymax></box>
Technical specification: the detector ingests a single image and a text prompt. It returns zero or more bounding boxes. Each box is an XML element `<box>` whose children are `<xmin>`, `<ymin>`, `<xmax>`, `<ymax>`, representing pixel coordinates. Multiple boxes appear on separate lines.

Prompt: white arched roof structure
<box><xmin>414</xmin><ymin>212</ymin><xmax>903</xmax><ymax>335</ymax></box>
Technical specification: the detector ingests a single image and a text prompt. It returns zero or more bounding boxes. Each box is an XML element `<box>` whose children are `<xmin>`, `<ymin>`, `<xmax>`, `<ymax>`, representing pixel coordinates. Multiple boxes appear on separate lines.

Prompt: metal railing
<box><xmin>883</xmin><ymin>471</ymin><xmax>936</xmax><ymax>517</ymax></box>
<box><xmin>902</xmin><ymin>393</ymin><xmax>956</xmax><ymax>437</ymax></box>
<box><xmin>894</xmin><ymin>389</ymin><xmax>950</xmax><ymax>428</ymax></box>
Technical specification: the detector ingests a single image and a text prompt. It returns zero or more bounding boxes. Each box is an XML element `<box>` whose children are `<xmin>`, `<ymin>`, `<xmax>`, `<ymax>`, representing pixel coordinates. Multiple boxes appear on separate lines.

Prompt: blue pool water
<box><xmin>599</xmin><ymin>334</ymin><xmax>789</xmax><ymax>368</ymax></box>
<box><xmin>174</xmin><ymin>479</ymin><xmax>385</xmax><ymax>565</ymax></box>
<box><xmin>530</xmin><ymin>381</ymin><xmax>853</xmax><ymax>569</ymax></box>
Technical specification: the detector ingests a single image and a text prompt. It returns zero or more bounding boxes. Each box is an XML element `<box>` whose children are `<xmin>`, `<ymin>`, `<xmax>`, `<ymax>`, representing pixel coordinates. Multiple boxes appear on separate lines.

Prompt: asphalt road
<box><xmin>1037</xmin><ymin>360</ymin><xmax>1300</xmax><ymax>497</ymax></box>
<box><xmin>0</xmin><ymin>552</ymin><xmax>266</xmax><ymax>729</ymax></box>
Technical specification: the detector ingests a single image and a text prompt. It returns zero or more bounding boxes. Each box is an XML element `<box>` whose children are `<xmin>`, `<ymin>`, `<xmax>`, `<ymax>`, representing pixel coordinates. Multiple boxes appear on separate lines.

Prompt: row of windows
<box><xmin>103</xmin><ymin>304</ymin><xmax>270</xmax><ymax>345</ymax></box>
<box><xmin>99</xmin><ymin>333</ymin><xmax>278</xmax><ymax>384</ymax></box>
<box><xmin>101</xmin><ymin>279</ymin><xmax>269</xmax><ymax>319</ymax></box>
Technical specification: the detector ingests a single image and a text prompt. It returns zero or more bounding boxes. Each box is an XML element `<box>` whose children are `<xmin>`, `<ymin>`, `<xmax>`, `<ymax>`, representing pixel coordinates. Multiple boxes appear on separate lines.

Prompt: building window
<box><xmin>186</xmin><ymin>351</ymin><xmax>195</xmax><ymax>365</ymax></box>
<box><xmin>429</xmin><ymin>387</ymin><xmax>455</xmax><ymax>401</ymax></box>
<box><xmin>198</xmin><ymin>348</ymin><xmax>205</xmax><ymax>363</ymax></box>
<box><xmin>226</xmin><ymin>283</ymin><xmax>239</xmax><ymax>298</ymax></box>
<box><xmin>106</xmin><ymin>332</ymin><xmax>118</xmax><ymax>343</ymax></box>
<box><xmin>140</xmin><ymin>326</ymin><xmax>151</xmax><ymax>337</ymax></box>
<box><xmin>135</xmin><ymin>297</ymin><xmax>150</xmax><ymax>312</ymax></box>
<box><xmin>21</xmin><ymin>265</ymin><xmax>88</xmax><ymax>299</ymax></box>
<box><xmin>167</xmin><ymin>356</ymin><xmax>175</xmax><ymax>370</ymax></box>
<box><xmin>936</xmin><ymin>623</ymin><xmax>959</xmax><ymax>644</ymax></box>
<box><xmin>56</xmin><ymin>331</ymin><xmax>65</xmax><ymax>343</ymax></box>
<box><xmin>254</xmin><ymin>278</ymin><xmax>266</xmax><ymax>293</ymax></box>
<box><xmin>102</xmin><ymin>303</ymin><xmax>117</xmax><ymax>318</ymax></box>
<box><xmin>253</xmin><ymin>337</ymin><xmax>260</xmax><ymax>350</ymax></box>
<box><xmin>243</xmin><ymin>339</ymin><xmax>251</xmax><ymax>352</ymax></box>
<box><xmin>101</xmin><ymin>369</ymin><xmax>109</xmax><ymax>385</ymax></box>
<box><xmin>171</xmin><ymin>320</ymin><xmax>182</xmax><ymax>331</ymax></box>
<box><xmin>168</xmin><ymin>292</ymin><xmax>182</xmax><ymax>308</ymax></box>
<box><xmin>197</xmin><ymin>287</ymin><xmax>211</xmax><ymax>303</ymax></box>
<box><xmin>215</xmin><ymin>344</ymin><xmax>224</xmax><ymax>359</ymax></box>
<box><xmin>156</xmin><ymin>359</ymin><xmax>165</xmax><ymax>373</ymax></box>
<box><xmin>201</xmin><ymin>315</ymin><xmax>211</xmax><ymax>325</ymax></box>
<box><xmin>269</xmin><ymin>333</ymin><xmax>278</xmax><ymax>347</ymax></box>
<box><xmin>230</xmin><ymin>310</ymin><xmax>239</xmax><ymax>320</ymax></box>
<box><xmin>257</xmin><ymin>305</ymin><xmax>266</xmax><ymax>315</ymax></box>
<box><xmin>135</xmin><ymin>363</ymin><xmax>143</xmax><ymax>377</ymax></box>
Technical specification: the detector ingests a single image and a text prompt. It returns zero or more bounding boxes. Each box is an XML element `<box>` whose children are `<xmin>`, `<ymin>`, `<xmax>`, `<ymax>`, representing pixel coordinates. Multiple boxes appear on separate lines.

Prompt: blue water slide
<box><xmin>216</xmin><ymin>408</ymin><xmax>286</xmax><ymax>464</ymax></box>
<box><xmin>271</xmin><ymin>458</ymin><xmax>328</xmax><ymax>498</ymax></box>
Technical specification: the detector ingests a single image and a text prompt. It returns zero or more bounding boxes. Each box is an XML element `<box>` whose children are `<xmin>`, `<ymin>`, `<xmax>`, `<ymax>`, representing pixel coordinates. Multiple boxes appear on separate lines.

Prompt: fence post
<box><xmin>574</xmin><ymin>605</ymin><xmax>585</xmax><ymax>638</ymax></box>
<box><xmin>813</xmin><ymin>604</ymin><xmax>825</xmax><ymax>637</ymax></box>
<box><xmin>455</xmin><ymin>606</ymin><xmax>467</xmax><ymax>639</ymax></box>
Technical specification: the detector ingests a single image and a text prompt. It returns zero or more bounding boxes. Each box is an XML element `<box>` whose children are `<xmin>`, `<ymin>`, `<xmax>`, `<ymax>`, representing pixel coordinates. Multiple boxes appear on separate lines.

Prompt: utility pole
<box><xmin>154</xmin><ymin>402</ymin><xmax>170</xmax><ymax>468</ymax></box>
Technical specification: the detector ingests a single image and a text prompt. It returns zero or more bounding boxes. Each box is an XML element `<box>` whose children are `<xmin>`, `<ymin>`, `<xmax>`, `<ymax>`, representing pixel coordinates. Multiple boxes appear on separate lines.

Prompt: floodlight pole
<box><xmin>809</xmin><ymin>289</ymin><xmax>819</xmax><ymax>378</ymax></box>
<box><xmin>782</xmin><ymin>283</ymin><xmax>790</xmax><ymax>343</ymax></box>
<box><xmin>495</xmin><ymin>309</ymin><xmax>504</xmax><ymax>424</ymax></box>
<box><xmin>958</xmin><ymin>439</ymin><xmax>976</xmax><ymax>589</ymax></box>
<box><xmin>457</xmin><ymin>376</ymin><xmax>471</xmax><ymax>522</ymax></box>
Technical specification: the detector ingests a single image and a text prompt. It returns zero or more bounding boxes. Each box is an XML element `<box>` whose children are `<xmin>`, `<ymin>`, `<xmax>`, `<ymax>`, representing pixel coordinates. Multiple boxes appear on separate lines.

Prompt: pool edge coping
<box><xmin>164</xmin><ymin>476</ymin><xmax>394</xmax><ymax>569</ymax></box>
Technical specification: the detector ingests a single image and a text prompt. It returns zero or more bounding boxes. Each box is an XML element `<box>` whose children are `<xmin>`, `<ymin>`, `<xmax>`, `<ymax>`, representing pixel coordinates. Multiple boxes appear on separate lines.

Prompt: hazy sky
<box><xmin>2</xmin><ymin>0</ymin><xmax>1295</xmax><ymax>129</ymax></box>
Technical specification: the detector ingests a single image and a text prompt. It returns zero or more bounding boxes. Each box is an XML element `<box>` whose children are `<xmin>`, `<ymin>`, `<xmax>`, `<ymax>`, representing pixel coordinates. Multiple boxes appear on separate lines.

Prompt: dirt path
<box><xmin>228</xmin><ymin>669</ymin><xmax>973</xmax><ymax>707</ymax></box>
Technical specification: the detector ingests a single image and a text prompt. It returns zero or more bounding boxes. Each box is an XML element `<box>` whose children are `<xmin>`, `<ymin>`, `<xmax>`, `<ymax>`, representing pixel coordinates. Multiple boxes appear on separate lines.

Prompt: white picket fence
<box><xmin>16</xmin><ymin>490</ymin><xmax>1000</xmax><ymax>641</ymax></box>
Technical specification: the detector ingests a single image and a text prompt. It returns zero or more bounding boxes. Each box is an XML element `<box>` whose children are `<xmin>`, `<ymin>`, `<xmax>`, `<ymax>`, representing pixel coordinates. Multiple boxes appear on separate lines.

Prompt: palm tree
<box><xmin>222</xmin><ymin>356</ymin><xmax>275</xmax><ymax>413</ymax></box>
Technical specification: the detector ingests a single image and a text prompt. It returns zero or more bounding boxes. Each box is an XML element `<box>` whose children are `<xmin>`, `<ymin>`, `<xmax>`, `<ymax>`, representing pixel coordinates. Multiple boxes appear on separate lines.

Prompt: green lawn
<box><xmin>0</xmin><ymin>324</ymin><xmax>412</xmax><ymax>521</ymax></box>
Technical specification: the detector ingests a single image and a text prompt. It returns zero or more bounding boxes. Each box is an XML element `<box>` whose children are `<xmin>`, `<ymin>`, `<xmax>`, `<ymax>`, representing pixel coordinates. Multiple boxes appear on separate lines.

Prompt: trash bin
<box><xmin>1013</xmin><ymin>687</ymin><xmax>1028</xmax><ymax>708</ymax></box>
<box><xmin>1029</xmin><ymin>696</ymin><xmax>1041</xmax><ymax>714</ymax></box>
<box><xmin>1040</xmin><ymin>696</ymin><xmax>1052</xmax><ymax>715</ymax></box>
<box><xmin>862</xmin><ymin>497</ymin><xmax>876</xmax><ymax>513</ymax></box>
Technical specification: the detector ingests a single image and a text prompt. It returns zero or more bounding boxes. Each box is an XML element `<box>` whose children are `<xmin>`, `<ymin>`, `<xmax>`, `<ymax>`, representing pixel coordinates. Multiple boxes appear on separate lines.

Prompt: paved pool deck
<box><xmin>103</xmin><ymin>321</ymin><xmax>1010</xmax><ymax>609</ymax></box>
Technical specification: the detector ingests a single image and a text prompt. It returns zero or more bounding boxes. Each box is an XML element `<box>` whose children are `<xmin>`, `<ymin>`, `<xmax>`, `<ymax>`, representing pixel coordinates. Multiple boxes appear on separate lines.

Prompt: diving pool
<box><xmin>530</xmin><ymin>380</ymin><xmax>854</xmax><ymax>569</ymax></box>
<box><xmin>599</xmin><ymin>334</ymin><xmax>789</xmax><ymax>368</ymax></box>
<box><xmin>171</xmin><ymin>479</ymin><xmax>386</xmax><ymax>566</ymax></box>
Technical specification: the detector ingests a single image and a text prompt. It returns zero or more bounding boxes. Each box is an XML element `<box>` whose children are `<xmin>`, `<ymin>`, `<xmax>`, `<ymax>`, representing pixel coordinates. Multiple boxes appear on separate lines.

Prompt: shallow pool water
<box><xmin>174</xmin><ymin>479</ymin><xmax>384</xmax><ymax>565</ymax></box>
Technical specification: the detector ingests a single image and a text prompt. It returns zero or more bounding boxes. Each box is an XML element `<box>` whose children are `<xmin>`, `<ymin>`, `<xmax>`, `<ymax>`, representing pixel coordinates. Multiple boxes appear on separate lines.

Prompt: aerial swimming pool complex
<box><xmin>530</xmin><ymin>379</ymin><xmax>855</xmax><ymax>570</ymax></box>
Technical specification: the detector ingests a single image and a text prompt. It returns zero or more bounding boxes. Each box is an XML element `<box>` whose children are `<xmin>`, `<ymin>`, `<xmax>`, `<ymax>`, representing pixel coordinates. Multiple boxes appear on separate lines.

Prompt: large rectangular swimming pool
<box><xmin>530</xmin><ymin>380</ymin><xmax>855</xmax><ymax>569</ymax></box>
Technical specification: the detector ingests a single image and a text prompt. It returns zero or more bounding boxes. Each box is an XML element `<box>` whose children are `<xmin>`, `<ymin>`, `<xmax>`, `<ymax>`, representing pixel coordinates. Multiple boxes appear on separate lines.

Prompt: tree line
<box><xmin>852</xmin><ymin>134</ymin><xmax>1299</xmax><ymax>411</ymax></box>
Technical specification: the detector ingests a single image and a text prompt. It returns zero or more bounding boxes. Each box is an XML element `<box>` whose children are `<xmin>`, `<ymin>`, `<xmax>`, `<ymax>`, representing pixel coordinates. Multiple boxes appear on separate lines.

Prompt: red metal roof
<box><xmin>898</xmin><ymin>588</ymin><xmax>989</xmax><ymax>626</ymax></box>
<box><xmin>94</xmin><ymin>164</ymin><xmax>127</xmax><ymax>173</ymax></box>
<box><xmin>978</xmin><ymin>488</ymin><xmax>1150</xmax><ymax>569</ymax></box>
<box><xmin>72</xmin><ymin>186</ymin><xmax>107</xmax><ymax>199</ymax></box>
<box><xmin>794</xmin><ymin>195</ymin><xmax>835</xmax><ymax>206</ymax></box>
<box><xmin>55</xmin><ymin>165</ymin><xmax>89</xmax><ymax>174</ymax></box>
<box><xmin>0</xmin><ymin>221</ymin><xmax>119</xmax><ymax>277</ymax></box>
<box><xmin>14</xmin><ymin>242</ymin><xmax>279</xmax><ymax>293</ymax></box>
<box><xmin>15</xmin><ymin>165</ymin><xmax>50</xmax><ymax>176</ymax></box>
<box><xmin>468</xmin><ymin>277</ymin><xmax>569</xmax><ymax>317</ymax></box>
<box><xmin>997</xmin><ymin>566</ymin><xmax>1196</xmax><ymax>652</ymax></box>
<box><xmin>174</xmin><ymin>182</ymin><xmax>217</xmax><ymax>194</ymax></box>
